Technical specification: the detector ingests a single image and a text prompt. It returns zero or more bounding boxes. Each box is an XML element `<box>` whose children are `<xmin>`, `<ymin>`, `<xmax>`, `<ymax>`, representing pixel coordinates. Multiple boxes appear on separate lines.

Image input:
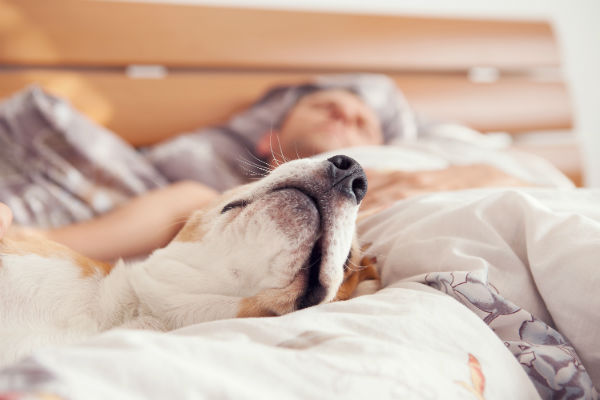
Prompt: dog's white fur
<box><xmin>0</xmin><ymin>158</ymin><xmax>364</xmax><ymax>366</ymax></box>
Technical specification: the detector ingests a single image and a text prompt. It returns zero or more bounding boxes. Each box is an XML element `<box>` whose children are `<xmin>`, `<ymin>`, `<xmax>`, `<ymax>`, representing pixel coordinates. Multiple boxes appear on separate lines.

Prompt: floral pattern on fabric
<box><xmin>426</xmin><ymin>271</ymin><xmax>598</xmax><ymax>400</ymax></box>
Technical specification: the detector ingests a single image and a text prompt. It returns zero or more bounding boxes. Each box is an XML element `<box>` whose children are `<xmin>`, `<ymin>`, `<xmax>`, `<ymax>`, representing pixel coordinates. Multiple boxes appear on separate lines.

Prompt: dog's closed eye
<box><xmin>221</xmin><ymin>200</ymin><xmax>250</xmax><ymax>214</ymax></box>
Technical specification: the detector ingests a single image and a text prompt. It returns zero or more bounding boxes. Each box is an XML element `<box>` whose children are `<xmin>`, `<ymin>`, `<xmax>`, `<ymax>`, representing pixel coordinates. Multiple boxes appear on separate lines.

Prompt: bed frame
<box><xmin>0</xmin><ymin>0</ymin><xmax>581</xmax><ymax>185</ymax></box>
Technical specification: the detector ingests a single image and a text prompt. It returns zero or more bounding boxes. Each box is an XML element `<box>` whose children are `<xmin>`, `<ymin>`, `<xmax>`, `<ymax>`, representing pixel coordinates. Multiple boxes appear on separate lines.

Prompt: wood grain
<box><xmin>0</xmin><ymin>71</ymin><xmax>572</xmax><ymax>146</ymax></box>
<box><xmin>0</xmin><ymin>0</ymin><xmax>560</xmax><ymax>71</ymax></box>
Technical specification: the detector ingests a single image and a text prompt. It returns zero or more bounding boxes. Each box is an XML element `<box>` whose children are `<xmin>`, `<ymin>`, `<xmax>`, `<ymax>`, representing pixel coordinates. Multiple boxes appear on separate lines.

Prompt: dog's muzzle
<box><xmin>295</xmin><ymin>155</ymin><xmax>367</xmax><ymax>310</ymax></box>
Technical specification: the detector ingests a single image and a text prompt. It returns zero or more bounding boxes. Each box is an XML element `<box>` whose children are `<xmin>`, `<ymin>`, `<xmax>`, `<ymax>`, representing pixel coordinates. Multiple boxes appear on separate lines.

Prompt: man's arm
<box><xmin>361</xmin><ymin>164</ymin><xmax>532</xmax><ymax>212</ymax></box>
<box><xmin>0</xmin><ymin>202</ymin><xmax>12</xmax><ymax>239</ymax></box>
<box><xmin>46</xmin><ymin>181</ymin><xmax>219</xmax><ymax>261</ymax></box>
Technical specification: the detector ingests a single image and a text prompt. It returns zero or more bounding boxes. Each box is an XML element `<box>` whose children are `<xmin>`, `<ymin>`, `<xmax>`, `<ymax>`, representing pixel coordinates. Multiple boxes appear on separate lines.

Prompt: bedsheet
<box><xmin>0</xmin><ymin>282</ymin><xmax>540</xmax><ymax>400</ymax></box>
<box><xmin>359</xmin><ymin>188</ymin><xmax>600</xmax><ymax>396</ymax></box>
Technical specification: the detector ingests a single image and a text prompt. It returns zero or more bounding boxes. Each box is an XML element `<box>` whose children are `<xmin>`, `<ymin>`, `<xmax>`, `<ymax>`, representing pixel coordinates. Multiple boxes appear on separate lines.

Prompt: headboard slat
<box><xmin>0</xmin><ymin>71</ymin><xmax>571</xmax><ymax>146</ymax></box>
<box><xmin>1</xmin><ymin>0</ymin><xmax>560</xmax><ymax>71</ymax></box>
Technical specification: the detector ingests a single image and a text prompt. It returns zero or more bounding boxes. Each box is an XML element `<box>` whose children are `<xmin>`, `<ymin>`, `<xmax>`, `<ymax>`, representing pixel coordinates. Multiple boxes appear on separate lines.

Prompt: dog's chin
<box><xmin>265</xmin><ymin>189</ymin><xmax>331</xmax><ymax>310</ymax></box>
<box><xmin>259</xmin><ymin>188</ymin><xmax>329</xmax><ymax>307</ymax></box>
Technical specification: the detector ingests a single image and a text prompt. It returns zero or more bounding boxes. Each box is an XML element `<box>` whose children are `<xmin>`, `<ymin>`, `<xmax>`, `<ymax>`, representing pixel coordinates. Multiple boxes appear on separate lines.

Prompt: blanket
<box><xmin>0</xmin><ymin>283</ymin><xmax>541</xmax><ymax>400</ymax></box>
<box><xmin>359</xmin><ymin>188</ymin><xmax>600</xmax><ymax>397</ymax></box>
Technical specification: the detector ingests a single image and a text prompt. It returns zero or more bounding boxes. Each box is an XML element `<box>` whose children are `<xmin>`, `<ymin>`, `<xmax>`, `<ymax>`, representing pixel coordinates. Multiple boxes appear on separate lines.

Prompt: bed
<box><xmin>0</xmin><ymin>1</ymin><xmax>598</xmax><ymax>399</ymax></box>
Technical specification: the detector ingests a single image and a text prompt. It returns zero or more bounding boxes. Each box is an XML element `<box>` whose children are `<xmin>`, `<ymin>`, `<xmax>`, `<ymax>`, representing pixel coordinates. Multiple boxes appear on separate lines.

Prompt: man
<box><xmin>0</xmin><ymin>82</ymin><xmax>528</xmax><ymax>261</ymax></box>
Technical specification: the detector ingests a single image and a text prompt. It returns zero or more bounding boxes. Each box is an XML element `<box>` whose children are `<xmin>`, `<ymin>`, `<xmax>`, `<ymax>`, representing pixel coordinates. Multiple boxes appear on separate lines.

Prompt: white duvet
<box><xmin>1</xmin><ymin>132</ymin><xmax>598</xmax><ymax>399</ymax></box>
<box><xmin>0</xmin><ymin>282</ymin><xmax>539</xmax><ymax>400</ymax></box>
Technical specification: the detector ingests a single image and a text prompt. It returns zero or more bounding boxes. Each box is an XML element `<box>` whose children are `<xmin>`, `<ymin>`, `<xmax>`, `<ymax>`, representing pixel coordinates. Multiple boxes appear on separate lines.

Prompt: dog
<box><xmin>0</xmin><ymin>155</ymin><xmax>379</xmax><ymax>366</ymax></box>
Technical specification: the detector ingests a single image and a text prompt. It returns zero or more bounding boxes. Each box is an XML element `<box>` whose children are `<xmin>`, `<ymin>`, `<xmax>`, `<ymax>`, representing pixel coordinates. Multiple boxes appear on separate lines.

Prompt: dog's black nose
<box><xmin>327</xmin><ymin>155</ymin><xmax>367</xmax><ymax>203</ymax></box>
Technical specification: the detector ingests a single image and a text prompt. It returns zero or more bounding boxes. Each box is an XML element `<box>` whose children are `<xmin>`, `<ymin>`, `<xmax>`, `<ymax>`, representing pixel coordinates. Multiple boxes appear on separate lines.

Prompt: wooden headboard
<box><xmin>0</xmin><ymin>0</ymin><xmax>579</xmax><ymax>183</ymax></box>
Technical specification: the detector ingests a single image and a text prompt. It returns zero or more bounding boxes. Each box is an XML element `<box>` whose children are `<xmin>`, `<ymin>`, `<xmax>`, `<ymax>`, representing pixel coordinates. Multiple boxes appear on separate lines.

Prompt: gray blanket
<box><xmin>0</xmin><ymin>86</ymin><xmax>166</xmax><ymax>228</ymax></box>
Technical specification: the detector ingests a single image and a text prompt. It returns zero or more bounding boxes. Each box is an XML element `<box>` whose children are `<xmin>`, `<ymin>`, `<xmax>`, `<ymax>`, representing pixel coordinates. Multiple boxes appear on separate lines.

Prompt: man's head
<box><xmin>256</xmin><ymin>89</ymin><xmax>384</xmax><ymax>162</ymax></box>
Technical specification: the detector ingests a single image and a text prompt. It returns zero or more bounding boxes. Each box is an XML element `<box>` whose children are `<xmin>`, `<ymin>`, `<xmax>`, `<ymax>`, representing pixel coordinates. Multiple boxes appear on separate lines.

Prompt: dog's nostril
<box><xmin>327</xmin><ymin>155</ymin><xmax>356</xmax><ymax>171</ymax></box>
<box><xmin>327</xmin><ymin>155</ymin><xmax>368</xmax><ymax>203</ymax></box>
<box><xmin>351</xmin><ymin>176</ymin><xmax>367</xmax><ymax>203</ymax></box>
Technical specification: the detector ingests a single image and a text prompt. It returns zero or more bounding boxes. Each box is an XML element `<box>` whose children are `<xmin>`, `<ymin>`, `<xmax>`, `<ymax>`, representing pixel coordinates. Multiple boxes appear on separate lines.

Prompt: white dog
<box><xmin>0</xmin><ymin>155</ymin><xmax>378</xmax><ymax>366</ymax></box>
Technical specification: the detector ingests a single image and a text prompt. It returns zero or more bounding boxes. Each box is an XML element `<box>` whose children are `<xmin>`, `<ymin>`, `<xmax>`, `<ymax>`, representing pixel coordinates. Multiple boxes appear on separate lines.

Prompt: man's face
<box><xmin>274</xmin><ymin>89</ymin><xmax>384</xmax><ymax>159</ymax></box>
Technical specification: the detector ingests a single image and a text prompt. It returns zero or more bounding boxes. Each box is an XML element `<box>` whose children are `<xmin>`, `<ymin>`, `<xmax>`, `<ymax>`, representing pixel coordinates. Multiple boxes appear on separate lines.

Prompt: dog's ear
<box><xmin>237</xmin><ymin>275</ymin><xmax>308</xmax><ymax>318</ymax></box>
<box><xmin>334</xmin><ymin>242</ymin><xmax>380</xmax><ymax>301</ymax></box>
<box><xmin>173</xmin><ymin>211</ymin><xmax>208</xmax><ymax>243</ymax></box>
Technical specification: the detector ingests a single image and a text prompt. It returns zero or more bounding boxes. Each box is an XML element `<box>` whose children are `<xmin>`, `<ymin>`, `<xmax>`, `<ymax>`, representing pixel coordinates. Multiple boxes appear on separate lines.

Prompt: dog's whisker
<box><xmin>293</xmin><ymin>141</ymin><xmax>301</xmax><ymax>161</ymax></box>
<box><xmin>236</xmin><ymin>155</ymin><xmax>272</xmax><ymax>173</ymax></box>
<box><xmin>238</xmin><ymin>166</ymin><xmax>266</xmax><ymax>179</ymax></box>
<box><xmin>236</xmin><ymin>165</ymin><xmax>262</xmax><ymax>178</ymax></box>
<box><xmin>275</xmin><ymin>134</ymin><xmax>288</xmax><ymax>163</ymax></box>
<box><xmin>269</xmin><ymin>132</ymin><xmax>281</xmax><ymax>167</ymax></box>
<box><xmin>239</xmin><ymin>169</ymin><xmax>267</xmax><ymax>179</ymax></box>
<box><xmin>268</xmin><ymin>117</ymin><xmax>281</xmax><ymax>166</ymax></box>
<box><xmin>344</xmin><ymin>260</ymin><xmax>364</xmax><ymax>272</ymax></box>
<box><xmin>236</xmin><ymin>158</ymin><xmax>271</xmax><ymax>176</ymax></box>
<box><xmin>236</xmin><ymin>154</ymin><xmax>260</xmax><ymax>168</ymax></box>
<box><xmin>236</xmin><ymin>153</ymin><xmax>269</xmax><ymax>169</ymax></box>
<box><xmin>243</xmin><ymin>147</ymin><xmax>272</xmax><ymax>170</ymax></box>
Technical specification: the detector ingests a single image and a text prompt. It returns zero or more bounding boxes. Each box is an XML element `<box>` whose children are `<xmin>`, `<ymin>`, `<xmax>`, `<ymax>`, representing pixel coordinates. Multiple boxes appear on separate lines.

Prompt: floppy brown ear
<box><xmin>237</xmin><ymin>275</ymin><xmax>307</xmax><ymax>318</ymax></box>
<box><xmin>334</xmin><ymin>242</ymin><xmax>380</xmax><ymax>301</ymax></box>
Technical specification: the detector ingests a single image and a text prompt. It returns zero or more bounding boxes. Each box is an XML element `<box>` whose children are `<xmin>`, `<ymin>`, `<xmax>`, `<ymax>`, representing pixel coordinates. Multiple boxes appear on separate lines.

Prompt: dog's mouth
<box><xmin>295</xmin><ymin>237</ymin><xmax>326</xmax><ymax>309</ymax></box>
<box><xmin>270</xmin><ymin>186</ymin><xmax>328</xmax><ymax>309</ymax></box>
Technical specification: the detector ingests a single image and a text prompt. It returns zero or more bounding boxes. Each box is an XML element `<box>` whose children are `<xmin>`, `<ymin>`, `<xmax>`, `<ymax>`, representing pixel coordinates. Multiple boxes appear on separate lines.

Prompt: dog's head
<box><xmin>165</xmin><ymin>155</ymin><xmax>367</xmax><ymax>317</ymax></box>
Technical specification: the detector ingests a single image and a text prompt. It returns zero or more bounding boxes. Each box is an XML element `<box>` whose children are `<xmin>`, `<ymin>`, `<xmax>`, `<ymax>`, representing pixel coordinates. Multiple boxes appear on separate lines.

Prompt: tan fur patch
<box><xmin>334</xmin><ymin>240</ymin><xmax>380</xmax><ymax>301</ymax></box>
<box><xmin>237</xmin><ymin>273</ymin><xmax>307</xmax><ymax>318</ymax></box>
<box><xmin>173</xmin><ymin>211</ymin><xmax>207</xmax><ymax>243</ymax></box>
<box><xmin>174</xmin><ymin>185</ymin><xmax>249</xmax><ymax>243</ymax></box>
<box><xmin>1</xmin><ymin>228</ymin><xmax>112</xmax><ymax>277</ymax></box>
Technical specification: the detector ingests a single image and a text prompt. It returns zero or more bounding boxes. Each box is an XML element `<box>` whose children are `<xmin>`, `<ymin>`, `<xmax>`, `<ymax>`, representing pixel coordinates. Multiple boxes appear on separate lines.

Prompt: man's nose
<box><xmin>330</xmin><ymin>103</ymin><xmax>358</xmax><ymax>124</ymax></box>
<box><xmin>329</xmin><ymin>105</ymin><xmax>363</xmax><ymax>130</ymax></box>
<box><xmin>327</xmin><ymin>155</ymin><xmax>368</xmax><ymax>203</ymax></box>
<box><xmin>330</xmin><ymin>106</ymin><xmax>348</xmax><ymax>123</ymax></box>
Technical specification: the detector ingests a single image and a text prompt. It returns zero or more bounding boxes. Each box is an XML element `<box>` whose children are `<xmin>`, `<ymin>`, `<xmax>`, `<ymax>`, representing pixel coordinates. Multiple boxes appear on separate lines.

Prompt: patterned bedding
<box><xmin>359</xmin><ymin>189</ymin><xmax>600</xmax><ymax>398</ymax></box>
<box><xmin>0</xmin><ymin>86</ymin><xmax>165</xmax><ymax>228</ymax></box>
<box><xmin>0</xmin><ymin>87</ymin><xmax>598</xmax><ymax>399</ymax></box>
